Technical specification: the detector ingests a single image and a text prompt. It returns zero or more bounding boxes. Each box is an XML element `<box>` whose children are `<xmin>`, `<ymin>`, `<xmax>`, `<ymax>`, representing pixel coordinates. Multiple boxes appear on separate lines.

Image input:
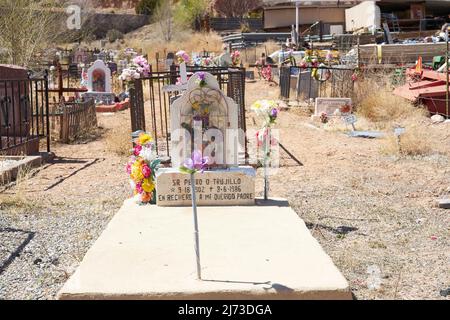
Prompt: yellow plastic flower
<box><xmin>131</xmin><ymin>161</ymin><xmax>144</xmax><ymax>182</ymax></box>
<box><xmin>192</xmin><ymin>102</ymin><xmax>200</xmax><ymax>111</ymax></box>
<box><xmin>252</xmin><ymin>101</ymin><xmax>262</xmax><ymax>109</ymax></box>
<box><xmin>142</xmin><ymin>178</ymin><xmax>155</xmax><ymax>193</ymax></box>
<box><xmin>138</xmin><ymin>133</ymin><xmax>153</xmax><ymax>145</ymax></box>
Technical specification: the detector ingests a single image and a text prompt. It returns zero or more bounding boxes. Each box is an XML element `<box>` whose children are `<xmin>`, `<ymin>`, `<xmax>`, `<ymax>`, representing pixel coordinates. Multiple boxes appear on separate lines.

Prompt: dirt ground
<box><xmin>0</xmin><ymin>80</ymin><xmax>449</xmax><ymax>300</ymax></box>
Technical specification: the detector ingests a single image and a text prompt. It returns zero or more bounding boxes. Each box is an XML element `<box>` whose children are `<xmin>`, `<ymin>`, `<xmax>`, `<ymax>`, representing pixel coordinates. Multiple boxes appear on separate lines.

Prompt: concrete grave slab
<box><xmin>58</xmin><ymin>198</ymin><xmax>352</xmax><ymax>300</ymax></box>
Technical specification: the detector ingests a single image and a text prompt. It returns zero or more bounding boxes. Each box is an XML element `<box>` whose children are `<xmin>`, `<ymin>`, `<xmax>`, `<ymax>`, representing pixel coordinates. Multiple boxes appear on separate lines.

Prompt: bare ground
<box><xmin>0</xmin><ymin>80</ymin><xmax>449</xmax><ymax>300</ymax></box>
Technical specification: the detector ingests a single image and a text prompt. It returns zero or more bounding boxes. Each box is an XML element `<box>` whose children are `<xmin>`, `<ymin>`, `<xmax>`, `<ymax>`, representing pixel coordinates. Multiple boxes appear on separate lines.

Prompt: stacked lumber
<box><xmin>358</xmin><ymin>42</ymin><xmax>447</xmax><ymax>64</ymax></box>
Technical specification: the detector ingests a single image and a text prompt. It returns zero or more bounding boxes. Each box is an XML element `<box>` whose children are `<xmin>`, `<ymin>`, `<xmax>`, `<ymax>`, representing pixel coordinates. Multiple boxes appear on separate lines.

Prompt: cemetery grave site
<box><xmin>0</xmin><ymin>0</ymin><xmax>449</xmax><ymax>301</ymax></box>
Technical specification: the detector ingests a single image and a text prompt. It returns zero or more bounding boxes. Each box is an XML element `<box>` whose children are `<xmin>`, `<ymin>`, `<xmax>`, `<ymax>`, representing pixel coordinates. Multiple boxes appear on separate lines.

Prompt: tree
<box><xmin>154</xmin><ymin>0</ymin><xmax>174</xmax><ymax>41</ymax></box>
<box><xmin>174</xmin><ymin>0</ymin><xmax>210</xmax><ymax>28</ymax></box>
<box><xmin>0</xmin><ymin>0</ymin><xmax>69</xmax><ymax>67</ymax></box>
<box><xmin>135</xmin><ymin>0</ymin><xmax>160</xmax><ymax>15</ymax></box>
<box><xmin>213</xmin><ymin>0</ymin><xmax>261</xmax><ymax>18</ymax></box>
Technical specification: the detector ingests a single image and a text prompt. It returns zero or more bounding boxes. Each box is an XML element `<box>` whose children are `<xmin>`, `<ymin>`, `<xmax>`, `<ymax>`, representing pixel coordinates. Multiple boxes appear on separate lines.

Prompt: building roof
<box><xmin>262</xmin><ymin>0</ymin><xmax>364</xmax><ymax>6</ymax></box>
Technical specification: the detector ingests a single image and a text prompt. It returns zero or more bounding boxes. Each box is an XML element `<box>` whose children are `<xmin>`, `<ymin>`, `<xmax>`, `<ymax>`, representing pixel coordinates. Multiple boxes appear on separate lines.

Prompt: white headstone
<box><xmin>314</xmin><ymin>97</ymin><xmax>352</xmax><ymax>117</ymax></box>
<box><xmin>170</xmin><ymin>72</ymin><xmax>240</xmax><ymax>168</ymax></box>
<box><xmin>87</xmin><ymin>60</ymin><xmax>112</xmax><ymax>93</ymax></box>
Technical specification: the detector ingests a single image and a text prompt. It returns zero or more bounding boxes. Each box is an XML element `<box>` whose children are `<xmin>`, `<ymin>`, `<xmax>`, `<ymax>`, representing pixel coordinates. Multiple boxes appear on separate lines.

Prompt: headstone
<box><xmin>82</xmin><ymin>60</ymin><xmax>115</xmax><ymax>104</ymax></box>
<box><xmin>293</xmin><ymin>71</ymin><xmax>319</xmax><ymax>100</ymax></box>
<box><xmin>87</xmin><ymin>60</ymin><xmax>111</xmax><ymax>92</ymax></box>
<box><xmin>73</xmin><ymin>49</ymin><xmax>88</xmax><ymax>64</ymax></box>
<box><xmin>156</xmin><ymin>167</ymin><xmax>255</xmax><ymax>206</ymax></box>
<box><xmin>68</xmin><ymin>63</ymin><xmax>79</xmax><ymax>78</ymax></box>
<box><xmin>165</xmin><ymin>52</ymin><xmax>175</xmax><ymax>70</ymax></box>
<box><xmin>313</xmin><ymin>97</ymin><xmax>352</xmax><ymax>119</ymax></box>
<box><xmin>245</xmin><ymin>70</ymin><xmax>255</xmax><ymax>80</ymax></box>
<box><xmin>170</xmin><ymin>72</ymin><xmax>240</xmax><ymax>168</ymax></box>
<box><xmin>107</xmin><ymin>62</ymin><xmax>118</xmax><ymax>74</ymax></box>
<box><xmin>157</xmin><ymin>71</ymin><xmax>254</xmax><ymax>207</ymax></box>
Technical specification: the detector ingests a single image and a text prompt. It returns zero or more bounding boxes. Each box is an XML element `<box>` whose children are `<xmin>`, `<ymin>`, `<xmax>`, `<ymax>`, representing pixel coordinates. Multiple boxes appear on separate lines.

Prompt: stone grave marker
<box><xmin>156</xmin><ymin>167</ymin><xmax>255</xmax><ymax>206</ymax></box>
<box><xmin>312</xmin><ymin>97</ymin><xmax>352</xmax><ymax>120</ymax></box>
<box><xmin>157</xmin><ymin>71</ymin><xmax>253</xmax><ymax>207</ymax></box>
<box><xmin>82</xmin><ymin>60</ymin><xmax>115</xmax><ymax>104</ymax></box>
<box><xmin>108</xmin><ymin>61</ymin><xmax>118</xmax><ymax>74</ymax></box>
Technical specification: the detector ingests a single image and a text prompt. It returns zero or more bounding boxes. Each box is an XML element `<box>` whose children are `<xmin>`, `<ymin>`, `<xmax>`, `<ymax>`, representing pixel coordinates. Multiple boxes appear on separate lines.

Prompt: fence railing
<box><xmin>279</xmin><ymin>66</ymin><xmax>355</xmax><ymax>101</ymax></box>
<box><xmin>49</xmin><ymin>99</ymin><xmax>97</xmax><ymax>143</ymax></box>
<box><xmin>0</xmin><ymin>76</ymin><xmax>50</xmax><ymax>154</ymax></box>
<box><xmin>129</xmin><ymin>66</ymin><xmax>247</xmax><ymax>160</ymax></box>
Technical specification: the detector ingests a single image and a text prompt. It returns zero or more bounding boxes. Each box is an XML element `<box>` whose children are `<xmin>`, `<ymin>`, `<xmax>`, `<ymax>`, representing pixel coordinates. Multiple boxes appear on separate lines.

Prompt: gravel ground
<box><xmin>0</xmin><ymin>138</ymin><xmax>129</xmax><ymax>300</ymax></box>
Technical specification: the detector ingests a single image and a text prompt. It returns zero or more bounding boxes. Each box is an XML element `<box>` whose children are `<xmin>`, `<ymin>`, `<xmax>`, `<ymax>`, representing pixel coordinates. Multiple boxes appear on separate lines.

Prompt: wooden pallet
<box><xmin>358</xmin><ymin>42</ymin><xmax>447</xmax><ymax>64</ymax></box>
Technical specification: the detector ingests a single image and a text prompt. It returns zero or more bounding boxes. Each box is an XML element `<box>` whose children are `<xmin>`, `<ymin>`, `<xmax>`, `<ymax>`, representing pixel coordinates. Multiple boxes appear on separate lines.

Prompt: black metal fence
<box><xmin>129</xmin><ymin>66</ymin><xmax>247</xmax><ymax>160</ymax></box>
<box><xmin>0</xmin><ymin>75</ymin><xmax>50</xmax><ymax>153</ymax></box>
<box><xmin>279</xmin><ymin>66</ymin><xmax>355</xmax><ymax>101</ymax></box>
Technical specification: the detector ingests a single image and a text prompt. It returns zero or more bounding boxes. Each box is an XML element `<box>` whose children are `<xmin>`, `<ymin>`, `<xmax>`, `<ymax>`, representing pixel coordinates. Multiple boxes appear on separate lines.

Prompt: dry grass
<box><xmin>0</xmin><ymin>165</ymin><xmax>41</xmax><ymax>212</ymax></box>
<box><xmin>380</xmin><ymin>125</ymin><xmax>433</xmax><ymax>157</ymax></box>
<box><xmin>104</xmin><ymin>125</ymin><xmax>132</xmax><ymax>157</ymax></box>
<box><xmin>354</xmin><ymin>77</ymin><xmax>428</xmax><ymax>127</ymax></box>
<box><xmin>125</xmin><ymin>25</ymin><xmax>224</xmax><ymax>64</ymax></box>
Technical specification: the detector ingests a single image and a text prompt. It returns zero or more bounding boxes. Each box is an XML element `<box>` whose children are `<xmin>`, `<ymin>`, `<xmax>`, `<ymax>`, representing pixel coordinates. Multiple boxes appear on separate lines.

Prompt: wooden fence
<box><xmin>50</xmin><ymin>100</ymin><xmax>97</xmax><ymax>143</ymax></box>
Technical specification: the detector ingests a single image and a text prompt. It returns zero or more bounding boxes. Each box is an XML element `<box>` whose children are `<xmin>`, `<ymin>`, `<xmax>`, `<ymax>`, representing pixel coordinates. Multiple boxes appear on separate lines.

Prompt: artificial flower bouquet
<box><xmin>126</xmin><ymin>132</ymin><xmax>160</xmax><ymax>204</ymax></box>
<box><xmin>251</xmin><ymin>100</ymin><xmax>280</xmax><ymax>165</ymax></box>
<box><xmin>119</xmin><ymin>55</ymin><xmax>150</xmax><ymax>83</ymax></box>
<box><xmin>251</xmin><ymin>100</ymin><xmax>279</xmax><ymax>127</ymax></box>
<box><xmin>231</xmin><ymin>50</ymin><xmax>241</xmax><ymax>67</ymax></box>
<box><xmin>176</xmin><ymin>50</ymin><xmax>190</xmax><ymax>65</ymax></box>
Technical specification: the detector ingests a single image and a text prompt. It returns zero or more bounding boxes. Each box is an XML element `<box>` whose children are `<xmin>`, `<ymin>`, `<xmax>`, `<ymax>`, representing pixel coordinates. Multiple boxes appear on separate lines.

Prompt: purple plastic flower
<box><xmin>182</xmin><ymin>150</ymin><xmax>209</xmax><ymax>173</ymax></box>
<box><xmin>197</xmin><ymin>72</ymin><xmax>206</xmax><ymax>81</ymax></box>
<box><xmin>270</xmin><ymin>108</ymin><xmax>278</xmax><ymax>118</ymax></box>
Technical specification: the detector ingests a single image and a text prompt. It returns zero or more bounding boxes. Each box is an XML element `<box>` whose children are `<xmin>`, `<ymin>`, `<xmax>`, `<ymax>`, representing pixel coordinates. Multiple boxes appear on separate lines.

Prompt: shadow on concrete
<box><xmin>202</xmin><ymin>279</ymin><xmax>294</xmax><ymax>293</ymax></box>
<box><xmin>202</xmin><ymin>279</ymin><xmax>271</xmax><ymax>286</ymax></box>
<box><xmin>0</xmin><ymin>227</ymin><xmax>35</xmax><ymax>275</ymax></box>
<box><xmin>255</xmin><ymin>198</ymin><xmax>290</xmax><ymax>207</ymax></box>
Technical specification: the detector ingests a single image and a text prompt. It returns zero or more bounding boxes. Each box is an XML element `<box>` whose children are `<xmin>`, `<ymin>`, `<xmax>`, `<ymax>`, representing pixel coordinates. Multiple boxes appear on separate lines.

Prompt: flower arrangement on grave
<box><xmin>251</xmin><ymin>100</ymin><xmax>280</xmax><ymax>200</ymax></box>
<box><xmin>125</xmin><ymin>132</ymin><xmax>160</xmax><ymax>204</ymax></box>
<box><xmin>320</xmin><ymin>112</ymin><xmax>329</xmax><ymax>124</ymax></box>
<box><xmin>339</xmin><ymin>103</ymin><xmax>352</xmax><ymax>114</ymax></box>
<box><xmin>179</xmin><ymin>150</ymin><xmax>209</xmax><ymax>280</ymax></box>
<box><xmin>261</xmin><ymin>64</ymin><xmax>273</xmax><ymax>82</ymax></box>
<box><xmin>231</xmin><ymin>50</ymin><xmax>241</xmax><ymax>67</ymax></box>
<box><xmin>251</xmin><ymin>100</ymin><xmax>279</xmax><ymax>127</ymax></box>
<box><xmin>194</xmin><ymin>56</ymin><xmax>216</xmax><ymax>67</ymax></box>
<box><xmin>176</xmin><ymin>50</ymin><xmax>190</xmax><ymax>65</ymax></box>
<box><xmin>119</xmin><ymin>55</ymin><xmax>150</xmax><ymax>85</ymax></box>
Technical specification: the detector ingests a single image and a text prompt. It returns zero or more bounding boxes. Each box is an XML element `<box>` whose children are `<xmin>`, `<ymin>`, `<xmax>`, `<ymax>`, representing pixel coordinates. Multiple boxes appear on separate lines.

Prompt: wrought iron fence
<box><xmin>129</xmin><ymin>66</ymin><xmax>247</xmax><ymax>160</ymax></box>
<box><xmin>0</xmin><ymin>75</ymin><xmax>50</xmax><ymax>154</ymax></box>
<box><xmin>280</xmin><ymin>66</ymin><xmax>355</xmax><ymax>101</ymax></box>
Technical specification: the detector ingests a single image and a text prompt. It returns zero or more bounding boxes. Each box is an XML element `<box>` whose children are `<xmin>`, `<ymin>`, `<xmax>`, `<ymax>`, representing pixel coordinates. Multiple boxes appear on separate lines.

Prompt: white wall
<box><xmin>345</xmin><ymin>1</ymin><xmax>380</xmax><ymax>32</ymax></box>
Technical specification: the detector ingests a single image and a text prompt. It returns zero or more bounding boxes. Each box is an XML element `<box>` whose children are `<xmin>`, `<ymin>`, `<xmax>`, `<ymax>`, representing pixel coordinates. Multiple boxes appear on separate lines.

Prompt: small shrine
<box><xmin>82</xmin><ymin>60</ymin><xmax>115</xmax><ymax>104</ymax></box>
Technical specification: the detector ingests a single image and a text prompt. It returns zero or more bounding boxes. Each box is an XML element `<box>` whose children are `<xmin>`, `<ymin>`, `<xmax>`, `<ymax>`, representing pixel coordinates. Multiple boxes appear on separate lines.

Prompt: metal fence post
<box><xmin>44</xmin><ymin>70</ymin><xmax>51</xmax><ymax>153</ymax></box>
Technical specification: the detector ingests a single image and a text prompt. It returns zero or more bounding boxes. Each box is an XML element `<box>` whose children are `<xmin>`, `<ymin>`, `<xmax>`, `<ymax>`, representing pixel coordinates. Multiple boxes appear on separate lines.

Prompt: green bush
<box><xmin>106</xmin><ymin>29</ymin><xmax>124</xmax><ymax>43</ymax></box>
<box><xmin>135</xmin><ymin>0</ymin><xmax>160</xmax><ymax>15</ymax></box>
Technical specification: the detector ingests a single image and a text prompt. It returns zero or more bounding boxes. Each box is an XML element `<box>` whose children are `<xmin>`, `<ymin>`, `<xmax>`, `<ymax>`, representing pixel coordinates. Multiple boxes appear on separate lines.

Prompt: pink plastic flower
<box><xmin>141</xmin><ymin>164</ymin><xmax>151</xmax><ymax>178</ymax></box>
<box><xmin>136</xmin><ymin>183</ymin><xmax>143</xmax><ymax>194</ymax></box>
<box><xmin>133</xmin><ymin>144</ymin><xmax>142</xmax><ymax>156</ymax></box>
